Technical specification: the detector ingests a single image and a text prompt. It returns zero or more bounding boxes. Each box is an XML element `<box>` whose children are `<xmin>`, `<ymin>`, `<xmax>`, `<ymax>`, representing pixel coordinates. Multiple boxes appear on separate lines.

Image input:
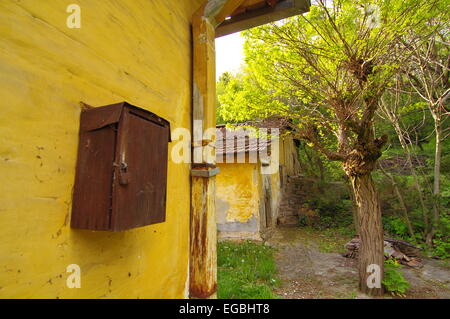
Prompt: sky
<box><xmin>215</xmin><ymin>32</ymin><xmax>245</xmax><ymax>80</ymax></box>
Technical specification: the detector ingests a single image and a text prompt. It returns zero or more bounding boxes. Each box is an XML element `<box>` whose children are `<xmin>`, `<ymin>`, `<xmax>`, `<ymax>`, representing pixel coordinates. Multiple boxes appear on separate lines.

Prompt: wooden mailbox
<box><xmin>71</xmin><ymin>102</ymin><xmax>171</xmax><ymax>231</ymax></box>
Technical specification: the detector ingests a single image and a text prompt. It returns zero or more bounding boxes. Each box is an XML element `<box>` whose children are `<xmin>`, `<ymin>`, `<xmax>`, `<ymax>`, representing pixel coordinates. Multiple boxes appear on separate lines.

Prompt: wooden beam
<box><xmin>192</xmin><ymin>8</ymin><xmax>216</xmax><ymax>165</ymax></box>
<box><xmin>189</xmin><ymin>0</ymin><xmax>247</xmax><ymax>299</ymax></box>
<box><xmin>189</xmin><ymin>176</ymin><xmax>217</xmax><ymax>298</ymax></box>
<box><xmin>191</xmin><ymin>167</ymin><xmax>221</xmax><ymax>177</ymax></box>
<box><xmin>212</xmin><ymin>0</ymin><xmax>250</xmax><ymax>26</ymax></box>
<box><xmin>216</xmin><ymin>0</ymin><xmax>310</xmax><ymax>38</ymax></box>
<box><xmin>231</xmin><ymin>0</ymin><xmax>268</xmax><ymax>16</ymax></box>
<box><xmin>192</xmin><ymin>0</ymin><xmax>247</xmax><ymax>165</ymax></box>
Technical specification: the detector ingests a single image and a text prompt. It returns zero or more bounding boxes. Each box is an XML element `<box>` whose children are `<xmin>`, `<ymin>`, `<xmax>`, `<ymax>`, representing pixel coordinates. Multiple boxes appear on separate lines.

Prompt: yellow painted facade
<box><xmin>0</xmin><ymin>0</ymin><xmax>203</xmax><ymax>298</ymax></box>
<box><xmin>216</xmin><ymin>162</ymin><xmax>263</xmax><ymax>240</ymax></box>
<box><xmin>216</xmin><ymin>163</ymin><xmax>260</xmax><ymax>223</ymax></box>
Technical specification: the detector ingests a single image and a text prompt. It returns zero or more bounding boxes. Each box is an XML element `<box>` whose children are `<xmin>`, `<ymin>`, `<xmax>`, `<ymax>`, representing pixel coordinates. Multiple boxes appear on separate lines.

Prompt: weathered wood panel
<box><xmin>190</xmin><ymin>176</ymin><xmax>218</xmax><ymax>298</ymax></box>
<box><xmin>216</xmin><ymin>0</ymin><xmax>310</xmax><ymax>38</ymax></box>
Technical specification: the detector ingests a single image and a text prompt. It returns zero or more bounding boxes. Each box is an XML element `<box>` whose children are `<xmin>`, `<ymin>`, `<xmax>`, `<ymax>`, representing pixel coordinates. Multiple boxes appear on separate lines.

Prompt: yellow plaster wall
<box><xmin>216</xmin><ymin>163</ymin><xmax>260</xmax><ymax>224</ymax></box>
<box><xmin>0</xmin><ymin>0</ymin><xmax>203</xmax><ymax>298</ymax></box>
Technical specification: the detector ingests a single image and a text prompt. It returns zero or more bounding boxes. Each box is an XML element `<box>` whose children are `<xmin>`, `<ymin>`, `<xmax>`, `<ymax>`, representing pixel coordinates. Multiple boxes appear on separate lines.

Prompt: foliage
<box><xmin>307</xmin><ymin>197</ymin><xmax>354</xmax><ymax>229</ymax></box>
<box><xmin>382</xmin><ymin>258</ymin><xmax>410</xmax><ymax>297</ymax></box>
<box><xmin>383</xmin><ymin>216</ymin><xmax>412</xmax><ymax>240</ymax></box>
<box><xmin>216</xmin><ymin>71</ymin><xmax>286</xmax><ymax>124</ymax></box>
<box><xmin>218</xmin><ymin>0</ymin><xmax>444</xmax><ymax>160</ymax></box>
<box><xmin>432</xmin><ymin>237</ymin><xmax>450</xmax><ymax>259</ymax></box>
<box><xmin>290</xmin><ymin>177</ymin><xmax>355</xmax><ymax>230</ymax></box>
<box><xmin>297</xmin><ymin>141</ymin><xmax>344</xmax><ymax>181</ymax></box>
<box><xmin>217</xmin><ymin>241</ymin><xmax>280</xmax><ymax>299</ymax></box>
<box><xmin>430</xmin><ymin>215</ymin><xmax>450</xmax><ymax>259</ymax></box>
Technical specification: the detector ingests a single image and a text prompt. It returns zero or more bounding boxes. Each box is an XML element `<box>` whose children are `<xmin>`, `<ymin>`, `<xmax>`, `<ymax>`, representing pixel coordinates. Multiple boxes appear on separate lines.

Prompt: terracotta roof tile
<box><xmin>215</xmin><ymin>117</ymin><xmax>290</xmax><ymax>158</ymax></box>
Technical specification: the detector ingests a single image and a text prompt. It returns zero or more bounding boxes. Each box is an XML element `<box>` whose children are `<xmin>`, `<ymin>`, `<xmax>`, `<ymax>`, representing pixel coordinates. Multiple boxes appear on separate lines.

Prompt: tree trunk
<box><xmin>346</xmin><ymin>179</ymin><xmax>360</xmax><ymax>235</ymax></box>
<box><xmin>316</xmin><ymin>154</ymin><xmax>325</xmax><ymax>182</ymax></box>
<box><xmin>349</xmin><ymin>173</ymin><xmax>385</xmax><ymax>296</ymax></box>
<box><xmin>432</xmin><ymin>117</ymin><xmax>442</xmax><ymax>233</ymax></box>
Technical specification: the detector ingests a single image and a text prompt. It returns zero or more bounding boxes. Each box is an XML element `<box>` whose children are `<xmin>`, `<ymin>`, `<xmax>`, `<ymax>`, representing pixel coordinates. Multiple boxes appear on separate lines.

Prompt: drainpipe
<box><xmin>190</xmin><ymin>0</ymin><xmax>246</xmax><ymax>299</ymax></box>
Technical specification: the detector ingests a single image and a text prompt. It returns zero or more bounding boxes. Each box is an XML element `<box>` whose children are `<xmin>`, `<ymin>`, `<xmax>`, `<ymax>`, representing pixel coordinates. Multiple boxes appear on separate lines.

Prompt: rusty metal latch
<box><xmin>119</xmin><ymin>161</ymin><xmax>129</xmax><ymax>185</ymax></box>
<box><xmin>113</xmin><ymin>153</ymin><xmax>129</xmax><ymax>186</ymax></box>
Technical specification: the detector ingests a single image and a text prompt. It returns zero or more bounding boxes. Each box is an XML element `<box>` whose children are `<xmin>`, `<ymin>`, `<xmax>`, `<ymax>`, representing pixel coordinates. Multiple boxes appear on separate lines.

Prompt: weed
<box><xmin>382</xmin><ymin>258</ymin><xmax>410</xmax><ymax>297</ymax></box>
<box><xmin>217</xmin><ymin>241</ymin><xmax>280</xmax><ymax>299</ymax></box>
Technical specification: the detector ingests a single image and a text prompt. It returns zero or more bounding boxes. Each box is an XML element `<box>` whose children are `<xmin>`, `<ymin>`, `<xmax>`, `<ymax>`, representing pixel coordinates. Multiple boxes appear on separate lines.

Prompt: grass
<box><xmin>316</xmin><ymin>228</ymin><xmax>353</xmax><ymax>253</ymax></box>
<box><xmin>217</xmin><ymin>240</ymin><xmax>280</xmax><ymax>299</ymax></box>
<box><xmin>278</xmin><ymin>226</ymin><xmax>352</xmax><ymax>253</ymax></box>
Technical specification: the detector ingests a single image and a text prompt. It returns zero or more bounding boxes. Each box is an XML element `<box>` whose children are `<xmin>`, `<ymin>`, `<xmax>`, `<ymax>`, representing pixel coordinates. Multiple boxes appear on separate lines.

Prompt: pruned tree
<box><xmin>218</xmin><ymin>0</ymin><xmax>444</xmax><ymax>295</ymax></box>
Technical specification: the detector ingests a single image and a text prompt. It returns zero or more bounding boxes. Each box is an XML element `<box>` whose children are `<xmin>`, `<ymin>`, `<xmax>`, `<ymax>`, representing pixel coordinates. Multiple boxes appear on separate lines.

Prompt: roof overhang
<box><xmin>216</xmin><ymin>0</ymin><xmax>311</xmax><ymax>38</ymax></box>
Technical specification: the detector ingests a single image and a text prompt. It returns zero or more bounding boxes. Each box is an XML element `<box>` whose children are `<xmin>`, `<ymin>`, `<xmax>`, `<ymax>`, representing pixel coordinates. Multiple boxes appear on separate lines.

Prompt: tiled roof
<box><xmin>216</xmin><ymin>125</ymin><xmax>268</xmax><ymax>156</ymax></box>
<box><xmin>215</xmin><ymin>117</ymin><xmax>290</xmax><ymax>157</ymax></box>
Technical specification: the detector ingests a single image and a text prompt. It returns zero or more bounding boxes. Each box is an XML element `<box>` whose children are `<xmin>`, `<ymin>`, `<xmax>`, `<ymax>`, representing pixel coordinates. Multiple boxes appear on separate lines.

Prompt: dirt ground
<box><xmin>265</xmin><ymin>226</ymin><xmax>450</xmax><ymax>299</ymax></box>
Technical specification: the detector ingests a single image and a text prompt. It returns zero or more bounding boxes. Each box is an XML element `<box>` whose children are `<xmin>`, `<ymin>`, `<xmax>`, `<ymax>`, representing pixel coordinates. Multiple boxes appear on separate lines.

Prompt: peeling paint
<box><xmin>190</xmin><ymin>176</ymin><xmax>217</xmax><ymax>298</ymax></box>
<box><xmin>216</xmin><ymin>163</ymin><xmax>260</xmax><ymax>224</ymax></box>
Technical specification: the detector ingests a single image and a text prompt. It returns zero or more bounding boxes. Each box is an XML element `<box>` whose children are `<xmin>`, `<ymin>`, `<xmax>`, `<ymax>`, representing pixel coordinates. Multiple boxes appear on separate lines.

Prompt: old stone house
<box><xmin>215</xmin><ymin>119</ymin><xmax>301</xmax><ymax>240</ymax></box>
